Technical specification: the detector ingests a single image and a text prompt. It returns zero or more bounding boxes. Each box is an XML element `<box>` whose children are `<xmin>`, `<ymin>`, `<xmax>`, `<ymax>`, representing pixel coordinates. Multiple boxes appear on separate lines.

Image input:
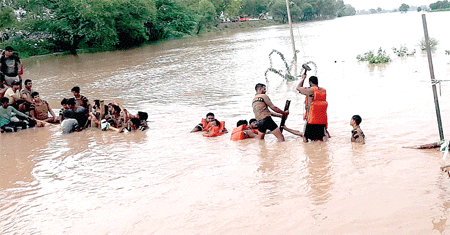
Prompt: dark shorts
<box><xmin>304</xmin><ymin>124</ymin><xmax>326</xmax><ymax>141</ymax></box>
<box><xmin>257</xmin><ymin>116</ymin><xmax>278</xmax><ymax>133</ymax></box>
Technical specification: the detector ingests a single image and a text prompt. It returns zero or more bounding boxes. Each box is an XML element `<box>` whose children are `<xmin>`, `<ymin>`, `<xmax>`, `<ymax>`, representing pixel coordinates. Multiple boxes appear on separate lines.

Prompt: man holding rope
<box><xmin>252</xmin><ymin>83</ymin><xmax>289</xmax><ymax>142</ymax></box>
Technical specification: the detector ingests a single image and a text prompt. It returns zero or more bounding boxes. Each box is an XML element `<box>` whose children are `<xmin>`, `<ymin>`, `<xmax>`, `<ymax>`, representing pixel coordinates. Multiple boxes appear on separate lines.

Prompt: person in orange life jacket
<box><xmin>296</xmin><ymin>74</ymin><xmax>330</xmax><ymax>142</ymax></box>
<box><xmin>230</xmin><ymin>119</ymin><xmax>259</xmax><ymax>141</ymax></box>
<box><xmin>191</xmin><ymin>112</ymin><xmax>228</xmax><ymax>133</ymax></box>
<box><xmin>252</xmin><ymin>83</ymin><xmax>289</xmax><ymax>142</ymax></box>
<box><xmin>203</xmin><ymin>119</ymin><xmax>225</xmax><ymax>137</ymax></box>
<box><xmin>191</xmin><ymin>112</ymin><xmax>215</xmax><ymax>132</ymax></box>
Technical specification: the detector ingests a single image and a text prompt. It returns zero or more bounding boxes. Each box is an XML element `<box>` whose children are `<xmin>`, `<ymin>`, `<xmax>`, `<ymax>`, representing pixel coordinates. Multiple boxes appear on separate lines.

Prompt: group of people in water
<box><xmin>0</xmin><ymin>46</ymin><xmax>364</xmax><ymax>142</ymax></box>
<box><xmin>0</xmin><ymin>46</ymin><xmax>149</xmax><ymax>134</ymax></box>
<box><xmin>192</xmin><ymin>72</ymin><xmax>365</xmax><ymax>144</ymax></box>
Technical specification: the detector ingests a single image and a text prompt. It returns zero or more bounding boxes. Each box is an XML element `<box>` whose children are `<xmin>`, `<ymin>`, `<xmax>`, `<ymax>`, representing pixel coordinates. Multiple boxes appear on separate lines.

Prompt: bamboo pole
<box><xmin>422</xmin><ymin>14</ymin><xmax>444</xmax><ymax>141</ymax></box>
<box><xmin>285</xmin><ymin>0</ymin><xmax>297</xmax><ymax>76</ymax></box>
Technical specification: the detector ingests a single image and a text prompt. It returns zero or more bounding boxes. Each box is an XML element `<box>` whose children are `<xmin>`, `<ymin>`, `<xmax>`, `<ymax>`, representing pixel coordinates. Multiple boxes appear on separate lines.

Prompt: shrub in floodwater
<box><xmin>392</xmin><ymin>45</ymin><xmax>416</xmax><ymax>57</ymax></box>
<box><xmin>264</xmin><ymin>49</ymin><xmax>317</xmax><ymax>81</ymax></box>
<box><xmin>418</xmin><ymin>37</ymin><xmax>438</xmax><ymax>50</ymax></box>
<box><xmin>357</xmin><ymin>48</ymin><xmax>391</xmax><ymax>64</ymax></box>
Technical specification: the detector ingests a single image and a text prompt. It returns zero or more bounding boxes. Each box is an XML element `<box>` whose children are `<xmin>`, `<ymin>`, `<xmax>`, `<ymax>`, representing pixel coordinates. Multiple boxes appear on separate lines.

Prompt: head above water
<box><xmin>12</xmin><ymin>80</ymin><xmax>21</xmax><ymax>90</ymax></box>
<box><xmin>24</xmin><ymin>79</ymin><xmax>32</xmax><ymax>87</ymax></box>
<box><xmin>1</xmin><ymin>97</ymin><xmax>9</xmax><ymax>107</ymax></box>
<box><xmin>206</xmin><ymin>112</ymin><xmax>215</xmax><ymax>122</ymax></box>
<box><xmin>71</xmin><ymin>86</ymin><xmax>81</xmax><ymax>98</ymax></box>
<box><xmin>309</xmin><ymin>76</ymin><xmax>318</xmax><ymax>86</ymax></box>
<box><xmin>249</xmin><ymin>118</ymin><xmax>257</xmax><ymax>128</ymax></box>
<box><xmin>211</xmin><ymin>119</ymin><xmax>220</xmax><ymax>127</ymax></box>
<box><xmin>71</xmin><ymin>86</ymin><xmax>80</xmax><ymax>93</ymax></box>
<box><xmin>5</xmin><ymin>46</ymin><xmax>14</xmax><ymax>52</ymax></box>
<box><xmin>255</xmin><ymin>83</ymin><xmax>266</xmax><ymax>93</ymax></box>
<box><xmin>130</xmin><ymin>117</ymin><xmax>141</xmax><ymax>129</ymax></box>
<box><xmin>67</xmin><ymin>98</ymin><xmax>76</xmax><ymax>107</ymax></box>
<box><xmin>236</xmin><ymin>120</ymin><xmax>248</xmax><ymax>127</ymax></box>
<box><xmin>138</xmin><ymin>111</ymin><xmax>148</xmax><ymax>121</ymax></box>
<box><xmin>352</xmin><ymin>115</ymin><xmax>362</xmax><ymax>126</ymax></box>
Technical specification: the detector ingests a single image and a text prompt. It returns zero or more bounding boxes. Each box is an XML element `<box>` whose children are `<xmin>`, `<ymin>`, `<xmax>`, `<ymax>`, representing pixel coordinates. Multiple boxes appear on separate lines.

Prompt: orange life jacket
<box><xmin>203</xmin><ymin>126</ymin><xmax>224</xmax><ymax>137</ymax></box>
<box><xmin>202</xmin><ymin>119</ymin><xmax>227</xmax><ymax>132</ymax></box>
<box><xmin>304</xmin><ymin>86</ymin><xmax>328</xmax><ymax>125</ymax></box>
<box><xmin>201</xmin><ymin>119</ymin><xmax>209</xmax><ymax>129</ymax></box>
<box><xmin>231</xmin><ymin>125</ymin><xmax>247</xmax><ymax>141</ymax></box>
<box><xmin>231</xmin><ymin>125</ymin><xmax>258</xmax><ymax>141</ymax></box>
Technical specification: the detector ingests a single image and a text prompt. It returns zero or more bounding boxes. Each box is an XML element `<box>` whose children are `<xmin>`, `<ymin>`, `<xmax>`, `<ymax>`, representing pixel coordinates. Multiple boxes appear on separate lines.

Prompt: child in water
<box><xmin>350</xmin><ymin>115</ymin><xmax>365</xmax><ymax>144</ymax></box>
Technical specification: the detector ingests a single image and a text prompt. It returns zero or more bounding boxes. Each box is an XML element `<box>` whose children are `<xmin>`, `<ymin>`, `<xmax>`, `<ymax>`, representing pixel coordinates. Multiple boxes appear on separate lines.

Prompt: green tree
<box><xmin>399</xmin><ymin>3</ymin><xmax>410</xmax><ymax>12</ymax></box>
<box><xmin>270</xmin><ymin>0</ymin><xmax>302</xmax><ymax>23</ymax></box>
<box><xmin>0</xmin><ymin>7</ymin><xmax>16</xmax><ymax>30</ymax></box>
<box><xmin>429</xmin><ymin>0</ymin><xmax>450</xmax><ymax>10</ymax></box>
<box><xmin>377</xmin><ymin>7</ymin><xmax>382</xmax><ymax>12</ymax></box>
<box><xmin>241</xmin><ymin>0</ymin><xmax>268</xmax><ymax>17</ymax></box>
<box><xmin>225</xmin><ymin>0</ymin><xmax>244</xmax><ymax>18</ymax></box>
<box><xmin>194</xmin><ymin>0</ymin><xmax>217</xmax><ymax>34</ymax></box>
<box><xmin>18</xmin><ymin>0</ymin><xmax>157</xmax><ymax>54</ymax></box>
<box><xmin>301</xmin><ymin>2</ymin><xmax>315</xmax><ymax>21</ymax></box>
<box><xmin>210</xmin><ymin>0</ymin><xmax>232</xmax><ymax>15</ymax></box>
<box><xmin>156</xmin><ymin>0</ymin><xmax>196</xmax><ymax>38</ymax></box>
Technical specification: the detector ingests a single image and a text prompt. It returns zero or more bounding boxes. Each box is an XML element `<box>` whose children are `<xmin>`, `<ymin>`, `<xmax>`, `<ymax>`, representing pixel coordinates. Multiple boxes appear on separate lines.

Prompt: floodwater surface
<box><xmin>1</xmin><ymin>11</ymin><xmax>450</xmax><ymax>234</ymax></box>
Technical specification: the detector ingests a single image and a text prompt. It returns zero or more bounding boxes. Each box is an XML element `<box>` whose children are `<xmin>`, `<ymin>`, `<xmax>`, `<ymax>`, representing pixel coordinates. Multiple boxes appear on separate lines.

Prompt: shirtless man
<box><xmin>252</xmin><ymin>83</ymin><xmax>289</xmax><ymax>142</ymax></box>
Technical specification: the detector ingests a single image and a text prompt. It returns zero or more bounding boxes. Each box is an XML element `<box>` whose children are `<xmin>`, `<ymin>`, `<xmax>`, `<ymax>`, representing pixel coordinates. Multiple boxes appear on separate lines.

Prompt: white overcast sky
<box><xmin>344</xmin><ymin>0</ymin><xmax>437</xmax><ymax>10</ymax></box>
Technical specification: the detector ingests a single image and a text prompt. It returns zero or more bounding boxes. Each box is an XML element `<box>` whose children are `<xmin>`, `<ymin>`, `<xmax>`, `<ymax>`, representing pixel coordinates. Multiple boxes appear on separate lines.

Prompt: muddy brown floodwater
<box><xmin>1</xmin><ymin>11</ymin><xmax>450</xmax><ymax>234</ymax></box>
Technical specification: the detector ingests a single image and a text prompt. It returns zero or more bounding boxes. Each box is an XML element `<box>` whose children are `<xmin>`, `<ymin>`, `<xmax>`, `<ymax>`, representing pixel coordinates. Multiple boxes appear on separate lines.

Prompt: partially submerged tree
<box><xmin>0</xmin><ymin>7</ymin><xmax>16</xmax><ymax>30</ymax></box>
<box><xmin>399</xmin><ymin>3</ymin><xmax>410</xmax><ymax>12</ymax></box>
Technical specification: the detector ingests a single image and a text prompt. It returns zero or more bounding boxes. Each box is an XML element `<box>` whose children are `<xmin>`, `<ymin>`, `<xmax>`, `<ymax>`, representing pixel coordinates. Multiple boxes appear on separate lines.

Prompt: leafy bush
<box><xmin>392</xmin><ymin>45</ymin><xmax>416</xmax><ymax>57</ymax></box>
<box><xmin>418</xmin><ymin>37</ymin><xmax>438</xmax><ymax>50</ymax></box>
<box><xmin>357</xmin><ymin>48</ymin><xmax>391</xmax><ymax>64</ymax></box>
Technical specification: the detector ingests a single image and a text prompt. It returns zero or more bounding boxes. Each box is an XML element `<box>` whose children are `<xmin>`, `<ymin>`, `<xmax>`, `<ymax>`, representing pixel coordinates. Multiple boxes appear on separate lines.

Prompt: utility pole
<box><xmin>285</xmin><ymin>0</ymin><xmax>297</xmax><ymax>76</ymax></box>
<box><xmin>422</xmin><ymin>14</ymin><xmax>444</xmax><ymax>141</ymax></box>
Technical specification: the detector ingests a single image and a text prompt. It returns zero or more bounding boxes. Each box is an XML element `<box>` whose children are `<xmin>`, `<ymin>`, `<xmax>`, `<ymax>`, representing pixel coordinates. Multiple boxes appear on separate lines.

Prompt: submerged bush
<box><xmin>392</xmin><ymin>45</ymin><xmax>416</xmax><ymax>57</ymax></box>
<box><xmin>418</xmin><ymin>37</ymin><xmax>438</xmax><ymax>51</ymax></box>
<box><xmin>357</xmin><ymin>48</ymin><xmax>391</xmax><ymax>64</ymax></box>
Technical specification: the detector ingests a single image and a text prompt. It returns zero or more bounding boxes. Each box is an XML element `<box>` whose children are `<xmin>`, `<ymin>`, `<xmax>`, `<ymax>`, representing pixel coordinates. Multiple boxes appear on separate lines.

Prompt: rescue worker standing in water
<box><xmin>297</xmin><ymin>73</ymin><xmax>329</xmax><ymax>142</ymax></box>
<box><xmin>252</xmin><ymin>83</ymin><xmax>289</xmax><ymax>142</ymax></box>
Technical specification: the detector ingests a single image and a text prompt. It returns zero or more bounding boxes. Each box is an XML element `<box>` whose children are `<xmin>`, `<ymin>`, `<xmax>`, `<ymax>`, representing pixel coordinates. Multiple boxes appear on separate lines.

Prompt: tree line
<box><xmin>0</xmin><ymin>0</ymin><xmax>356</xmax><ymax>57</ymax></box>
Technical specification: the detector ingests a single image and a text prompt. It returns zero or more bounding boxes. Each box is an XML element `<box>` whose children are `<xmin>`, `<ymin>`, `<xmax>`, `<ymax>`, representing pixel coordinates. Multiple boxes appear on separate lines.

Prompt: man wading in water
<box><xmin>297</xmin><ymin>73</ymin><xmax>330</xmax><ymax>142</ymax></box>
<box><xmin>252</xmin><ymin>83</ymin><xmax>289</xmax><ymax>142</ymax></box>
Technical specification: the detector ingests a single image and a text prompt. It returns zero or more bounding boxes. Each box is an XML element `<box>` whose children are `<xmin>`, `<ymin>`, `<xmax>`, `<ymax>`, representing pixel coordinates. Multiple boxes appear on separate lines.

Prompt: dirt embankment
<box><xmin>217</xmin><ymin>20</ymin><xmax>278</xmax><ymax>30</ymax></box>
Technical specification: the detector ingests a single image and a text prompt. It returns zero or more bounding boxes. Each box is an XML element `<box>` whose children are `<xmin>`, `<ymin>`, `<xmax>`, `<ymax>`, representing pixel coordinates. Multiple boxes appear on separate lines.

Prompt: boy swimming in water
<box><xmin>350</xmin><ymin>115</ymin><xmax>365</xmax><ymax>144</ymax></box>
